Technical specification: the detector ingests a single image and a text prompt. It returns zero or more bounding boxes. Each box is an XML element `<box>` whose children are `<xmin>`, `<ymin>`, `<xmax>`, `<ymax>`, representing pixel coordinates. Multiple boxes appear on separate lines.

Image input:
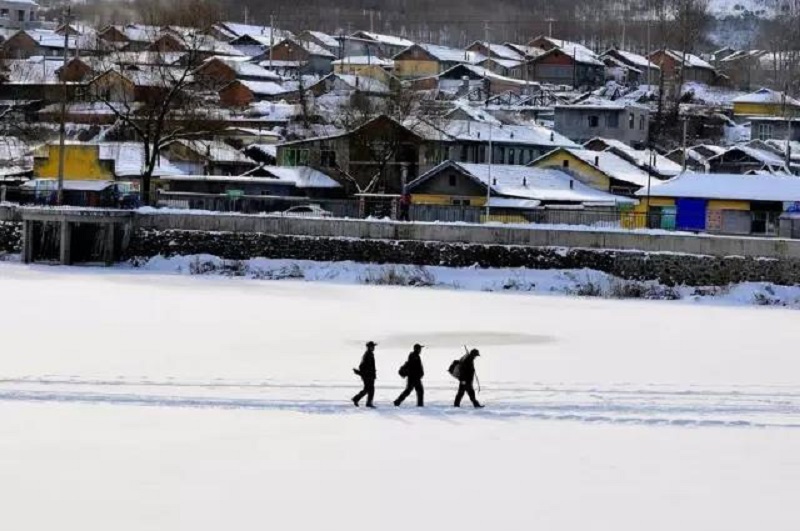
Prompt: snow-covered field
<box><xmin>1</xmin><ymin>262</ymin><xmax>800</xmax><ymax>530</ymax></box>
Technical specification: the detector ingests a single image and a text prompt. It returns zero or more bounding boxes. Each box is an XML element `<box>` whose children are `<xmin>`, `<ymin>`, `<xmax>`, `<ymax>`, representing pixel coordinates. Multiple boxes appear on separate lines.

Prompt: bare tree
<box><xmin>89</xmin><ymin>0</ymin><xmax>226</xmax><ymax>204</ymax></box>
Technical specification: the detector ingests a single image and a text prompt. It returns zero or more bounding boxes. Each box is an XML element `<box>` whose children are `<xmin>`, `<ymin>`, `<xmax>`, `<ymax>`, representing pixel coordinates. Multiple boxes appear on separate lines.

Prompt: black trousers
<box><xmin>353</xmin><ymin>377</ymin><xmax>375</xmax><ymax>405</ymax></box>
<box><xmin>395</xmin><ymin>378</ymin><xmax>424</xmax><ymax>406</ymax></box>
<box><xmin>455</xmin><ymin>381</ymin><xmax>480</xmax><ymax>407</ymax></box>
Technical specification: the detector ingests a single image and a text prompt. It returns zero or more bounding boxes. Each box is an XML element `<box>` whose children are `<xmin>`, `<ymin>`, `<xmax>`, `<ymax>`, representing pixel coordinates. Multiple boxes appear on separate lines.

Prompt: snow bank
<box><xmin>130</xmin><ymin>255</ymin><xmax>800</xmax><ymax>309</ymax></box>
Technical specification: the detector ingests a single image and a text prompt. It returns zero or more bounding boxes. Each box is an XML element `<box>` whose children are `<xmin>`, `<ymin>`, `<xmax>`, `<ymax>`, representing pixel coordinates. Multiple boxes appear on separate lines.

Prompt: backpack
<box><xmin>447</xmin><ymin>359</ymin><xmax>461</xmax><ymax>380</ymax></box>
<box><xmin>398</xmin><ymin>362</ymin><xmax>409</xmax><ymax>378</ymax></box>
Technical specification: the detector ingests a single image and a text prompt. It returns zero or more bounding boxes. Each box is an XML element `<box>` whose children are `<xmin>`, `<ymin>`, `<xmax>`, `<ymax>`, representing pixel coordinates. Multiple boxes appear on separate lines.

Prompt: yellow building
<box><xmin>34</xmin><ymin>143</ymin><xmax>114</xmax><ymax>181</ymax></box>
<box><xmin>393</xmin><ymin>43</ymin><xmax>479</xmax><ymax>80</ymax></box>
<box><xmin>332</xmin><ymin>57</ymin><xmax>395</xmax><ymax>80</ymax></box>
<box><xmin>530</xmin><ymin>147</ymin><xmax>652</xmax><ymax>197</ymax></box>
<box><xmin>732</xmin><ymin>88</ymin><xmax>800</xmax><ymax>118</ymax></box>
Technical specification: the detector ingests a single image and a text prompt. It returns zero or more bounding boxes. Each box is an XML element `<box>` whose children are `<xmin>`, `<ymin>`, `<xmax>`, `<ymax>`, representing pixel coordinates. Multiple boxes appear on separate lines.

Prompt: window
<box><xmin>629</xmin><ymin>113</ymin><xmax>635</xmax><ymax>129</ymax></box>
<box><xmin>562</xmin><ymin>159</ymin><xmax>569</xmax><ymax>168</ymax></box>
<box><xmin>298</xmin><ymin>149</ymin><xmax>309</xmax><ymax>166</ymax></box>
<box><xmin>448</xmin><ymin>174</ymin><xmax>457</xmax><ymax>187</ymax></box>
<box><xmin>588</xmin><ymin>115</ymin><xmax>599</xmax><ymax>128</ymax></box>
<box><xmin>452</xmin><ymin>199</ymin><xmax>471</xmax><ymax>206</ymax></box>
<box><xmin>320</xmin><ymin>148</ymin><xmax>336</xmax><ymax>167</ymax></box>
<box><xmin>29</xmin><ymin>11</ymin><xmax>34</xmax><ymax>21</ymax></box>
<box><xmin>459</xmin><ymin>144</ymin><xmax>468</xmax><ymax>162</ymax></box>
<box><xmin>757</xmin><ymin>123</ymin><xmax>774</xmax><ymax>141</ymax></box>
<box><xmin>16</xmin><ymin>10</ymin><xmax>24</xmax><ymax>22</ymax></box>
<box><xmin>495</xmin><ymin>146</ymin><xmax>505</xmax><ymax>164</ymax></box>
<box><xmin>607</xmin><ymin>113</ymin><xmax>619</xmax><ymax>128</ymax></box>
<box><xmin>281</xmin><ymin>148</ymin><xmax>310</xmax><ymax>167</ymax></box>
<box><xmin>477</xmin><ymin>145</ymin><xmax>486</xmax><ymax>164</ymax></box>
<box><xmin>0</xmin><ymin>9</ymin><xmax>8</xmax><ymax>18</ymax></box>
<box><xmin>639</xmin><ymin>116</ymin><xmax>646</xmax><ymax>131</ymax></box>
<box><xmin>508</xmin><ymin>148</ymin><xmax>515</xmax><ymax>165</ymax></box>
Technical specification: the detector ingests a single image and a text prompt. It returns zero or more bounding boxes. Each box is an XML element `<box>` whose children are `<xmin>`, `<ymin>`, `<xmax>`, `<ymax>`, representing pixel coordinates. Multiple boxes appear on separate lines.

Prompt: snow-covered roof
<box><xmin>639</xmin><ymin>172</ymin><xmax>800</xmax><ymax>202</ymax></box>
<box><xmin>279</xmin><ymin>38</ymin><xmax>335</xmax><ymax>58</ymax></box>
<box><xmin>733</xmin><ymin>88</ymin><xmax>800</xmax><ymax>107</ymax></box>
<box><xmin>711</xmin><ymin>145</ymin><xmax>788</xmax><ymax>167</ymax></box>
<box><xmin>588</xmin><ymin>138</ymin><xmax>683</xmax><ymax>177</ymax></box>
<box><xmin>352</xmin><ymin>31</ymin><xmax>413</xmax><ymax>49</ymax></box>
<box><xmin>22</xmin><ymin>28</ymin><xmax>81</xmax><ymax>50</ymax></box>
<box><xmin>247</xmin><ymin>144</ymin><xmax>277</xmax><ymax>158</ymax></box>
<box><xmin>4</xmin><ymin>58</ymin><xmax>63</xmax><ymax>84</ymax></box>
<box><xmin>446</xmin><ymin>101</ymin><xmax>502</xmax><ymax>124</ymax></box>
<box><xmin>332</xmin><ymin>56</ymin><xmax>394</xmax><ymax>67</ymax></box>
<box><xmin>480</xmin><ymin>57</ymin><xmax>522</xmax><ymax>70</ymax></box>
<box><xmin>96</xmin><ymin>142</ymin><xmax>182</xmax><ymax>177</ymax></box>
<box><xmin>219</xmin><ymin>59</ymin><xmax>283</xmax><ymax>81</ymax></box>
<box><xmin>407</xmin><ymin>43</ymin><xmax>483</xmax><ymax>64</ymax></box>
<box><xmin>234</xmin><ymin>79</ymin><xmax>289</xmax><ymax>96</ymax></box>
<box><xmin>606</xmin><ymin>49</ymin><xmax>660</xmax><ymax>71</ymax></box>
<box><xmin>470</xmin><ymin>41</ymin><xmax>525</xmax><ymax>61</ymax></box>
<box><xmin>416</xmin><ymin>119</ymin><xmax>578</xmax><ymax>149</ymax></box>
<box><xmin>172</xmin><ymin>139</ymin><xmax>255</xmax><ymax>164</ymax></box>
<box><xmin>304</xmin><ymin>31</ymin><xmax>338</xmax><ymax>49</ymax></box>
<box><xmin>533</xmin><ymin>37</ymin><xmax>602</xmax><ymax>66</ymax></box>
<box><xmin>664</xmin><ymin>50</ymin><xmax>715</xmax><ymax>70</ymax></box>
<box><xmin>563</xmin><ymin>148</ymin><xmax>653</xmax><ymax>188</ymax></box>
<box><xmin>413</xmin><ymin>161</ymin><xmax>635</xmax><ymax>205</ymax></box>
<box><xmin>22</xmin><ymin>179</ymin><xmax>114</xmax><ymax>192</ymax></box>
<box><xmin>447</xmin><ymin>64</ymin><xmax>531</xmax><ymax>86</ymax></box>
<box><xmin>504</xmin><ymin>43</ymin><xmax>546</xmax><ymax>59</ymax></box>
<box><xmin>217</xmin><ymin>23</ymin><xmax>293</xmax><ymax>42</ymax></box>
<box><xmin>262</xmin><ymin>166</ymin><xmax>341</xmax><ymax>188</ymax></box>
<box><xmin>330</xmin><ymin>74</ymin><xmax>390</xmax><ymax>94</ymax></box>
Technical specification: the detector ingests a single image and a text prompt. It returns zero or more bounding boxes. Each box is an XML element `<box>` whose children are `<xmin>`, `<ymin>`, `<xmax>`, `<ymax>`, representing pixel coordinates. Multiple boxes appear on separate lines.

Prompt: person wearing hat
<box><xmin>454</xmin><ymin>349</ymin><xmax>483</xmax><ymax>408</ymax></box>
<box><xmin>394</xmin><ymin>343</ymin><xmax>425</xmax><ymax>407</ymax></box>
<box><xmin>352</xmin><ymin>341</ymin><xmax>377</xmax><ymax>408</ymax></box>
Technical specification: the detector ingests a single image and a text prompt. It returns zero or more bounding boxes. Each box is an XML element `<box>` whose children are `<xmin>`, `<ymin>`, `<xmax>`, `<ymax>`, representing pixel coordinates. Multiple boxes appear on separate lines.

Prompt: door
<box><xmin>676</xmin><ymin>198</ymin><xmax>707</xmax><ymax>232</ymax></box>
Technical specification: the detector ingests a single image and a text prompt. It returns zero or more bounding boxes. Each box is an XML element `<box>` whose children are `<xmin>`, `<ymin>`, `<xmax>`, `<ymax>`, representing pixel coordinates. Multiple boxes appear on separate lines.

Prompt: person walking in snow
<box><xmin>394</xmin><ymin>344</ymin><xmax>425</xmax><ymax>407</ymax></box>
<box><xmin>454</xmin><ymin>349</ymin><xmax>484</xmax><ymax>408</ymax></box>
<box><xmin>352</xmin><ymin>341</ymin><xmax>378</xmax><ymax>408</ymax></box>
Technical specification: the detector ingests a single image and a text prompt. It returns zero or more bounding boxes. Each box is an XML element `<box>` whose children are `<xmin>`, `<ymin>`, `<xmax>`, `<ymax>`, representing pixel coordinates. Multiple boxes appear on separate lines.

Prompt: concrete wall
<box><xmin>134</xmin><ymin>213</ymin><xmax>800</xmax><ymax>260</ymax></box>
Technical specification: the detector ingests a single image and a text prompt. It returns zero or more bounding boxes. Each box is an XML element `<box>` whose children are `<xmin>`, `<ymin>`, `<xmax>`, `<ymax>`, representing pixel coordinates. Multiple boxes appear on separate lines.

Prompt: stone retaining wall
<box><xmin>0</xmin><ymin>221</ymin><xmax>21</xmax><ymax>254</ymax></box>
<box><xmin>126</xmin><ymin>228</ymin><xmax>800</xmax><ymax>287</ymax></box>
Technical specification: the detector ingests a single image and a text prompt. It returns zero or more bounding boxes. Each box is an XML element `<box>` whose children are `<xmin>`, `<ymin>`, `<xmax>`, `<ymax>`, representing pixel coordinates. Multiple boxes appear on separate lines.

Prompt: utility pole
<box><xmin>485</xmin><ymin>122</ymin><xmax>493</xmax><ymax>221</ymax></box>
<box><xmin>681</xmin><ymin>118</ymin><xmax>688</xmax><ymax>173</ymax></box>
<box><xmin>269</xmin><ymin>14</ymin><xmax>275</xmax><ymax>70</ymax></box>
<box><xmin>56</xmin><ymin>3</ymin><xmax>71</xmax><ymax>206</ymax></box>
<box><xmin>369</xmin><ymin>9</ymin><xmax>374</xmax><ymax>33</ymax></box>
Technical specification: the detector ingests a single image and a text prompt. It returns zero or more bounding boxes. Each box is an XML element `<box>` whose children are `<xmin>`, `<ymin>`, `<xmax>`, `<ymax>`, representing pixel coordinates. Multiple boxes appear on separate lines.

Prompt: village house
<box><xmin>522</xmin><ymin>38</ymin><xmax>605</xmax><ymax>88</ymax></box>
<box><xmin>706</xmin><ymin>145</ymin><xmax>791</xmax><ymax>175</ymax></box>
<box><xmin>732</xmin><ymin>88</ymin><xmax>800</xmax><ymax>119</ymax></box>
<box><xmin>332</xmin><ymin>55</ymin><xmax>394</xmax><ymax>79</ymax></box>
<box><xmin>415</xmin><ymin>118</ymin><xmax>579</xmax><ymax>167</ymax></box>
<box><xmin>411</xmin><ymin>64</ymin><xmax>536</xmax><ymax>96</ymax></box>
<box><xmin>0</xmin><ymin>57</ymin><xmax>85</xmax><ymax>102</ymax></box>
<box><xmin>637</xmin><ymin>172</ymin><xmax>800</xmax><ymax>235</ymax></box>
<box><xmin>158</xmin><ymin>166</ymin><xmax>342</xmax><ymax>199</ymax></box>
<box><xmin>530</xmin><ymin>147</ymin><xmax>655</xmax><ymax>197</ymax></box>
<box><xmin>295</xmin><ymin>30</ymin><xmax>340</xmax><ymax>56</ymax></box>
<box><xmin>601</xmin><ymin>48</ymin><xmax>660</xmax><ymax>86</ymax></box>
<box><xmin>648</xmin><ymin>50</ymin><xmax>718</xmax><ymax>90</ymax></box>
<box><xmin>195</xmin><ymin>56</ymin><xmax>283</xmax><ymax>88</ymax></box>
<box><xmin>309</xmin><ymin>73</ymin><xmax>391</xmax><ymax>97</ymax></box>
<box><xmin>0</xmin><ymin>0</ymin><xmax>39</xmax><ymax>29</ymax></box>
<box><xmin>218</xmin><ymin>79</ymin><xmax>293</xmax><ymax>107</ymax></box>
<box><xmin>749</xmin><ymin>116</ymin><xmax>800</xmax><ymax>142</ymax></box>
<box><xmin>584</xmin><ymin>138</ymin><xmax>683</xmax><ymax>180</ymax></box>
<box><xmin>349</xmin><ymin>31</ymin><xmax>413</xmax><ymax>58</ymax></box>
<box><xmin>406</xmin><ymin>160</ymin><xmax>635</xmax><ymax>210</ymax></box>
<box><xmin>160</xmin><ymin>139</ymin><xmax>258</xmax><ymax>176</ymax></box>
<box><xmin>665</xmin><ymin>145</ymin><xmax>727</xmax><ymax>172</ymax></box>
<box><xmin>716</xmin><ymin>50</ymin><xmax>768</xmax><ymax>91</ymax></box>
<box><xmin>96</xmin><ymin>24</ymin><xmax>160</xmax><ymax>52</ymax></box>
<box><xmin>33</xmin><ymin>142</ymin><xmax>182</xmax><ymax>182</ymax></box>
<box><xmin>207</xmin><ymin>22</ymin><xmax>293</xmax><ymax>45</ymax></box>
<box><xmin>276</xmin><ymin>115</ymin><xmax>427</xmax><ymax>194</ymax></box>
<box><xmin>392</xmin><ymin>43</ymin><xmax>480</xmax><ymax>79</ymax></box>
<box><xmin>1</xmin><ymin>28</ymin><xmax>84</xmax><ymax>59</ymax></box>
<box><xmin>554</xmin><ymin>99</ymin><xmax>650</xmax><ymax>147</ymax></box>
<box><xmin>262</xmin><ymin>37</ymin><xmax>335</xmax><ymax>76</ymax></box>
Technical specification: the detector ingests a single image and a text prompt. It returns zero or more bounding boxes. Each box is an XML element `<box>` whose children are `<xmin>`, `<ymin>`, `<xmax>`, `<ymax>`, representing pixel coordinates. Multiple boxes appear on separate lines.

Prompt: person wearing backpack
<box><xmin>454</xmin><ymin>349</ymin><xmax>484</xmax><ymax>408</ymax></box>
<box><xmin>394</xmin><ymin>344</ymin><xmax>425</xmax><ymax>407</ymax></box>
<box><xmin>352</xmin><ymin>341</ymin><xmax>377</xmax><ymax>408</ymax></box>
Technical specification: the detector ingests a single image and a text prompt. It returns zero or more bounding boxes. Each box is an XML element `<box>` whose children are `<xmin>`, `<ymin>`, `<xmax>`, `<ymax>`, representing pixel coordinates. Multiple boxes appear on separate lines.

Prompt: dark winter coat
<box><xmin>359</xmin><ymin>351</ymin><xmax>376</xmax><ymax>380</ymax></box>
<box><xmin>458</xmin><ymin>354</ymin><xmax>478</xmax><ymax>383</ymax></box>
<box><xmin>405</xmin><ymin>351</ymin><xmax>424</xmax><ymax>380</ymax></box>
